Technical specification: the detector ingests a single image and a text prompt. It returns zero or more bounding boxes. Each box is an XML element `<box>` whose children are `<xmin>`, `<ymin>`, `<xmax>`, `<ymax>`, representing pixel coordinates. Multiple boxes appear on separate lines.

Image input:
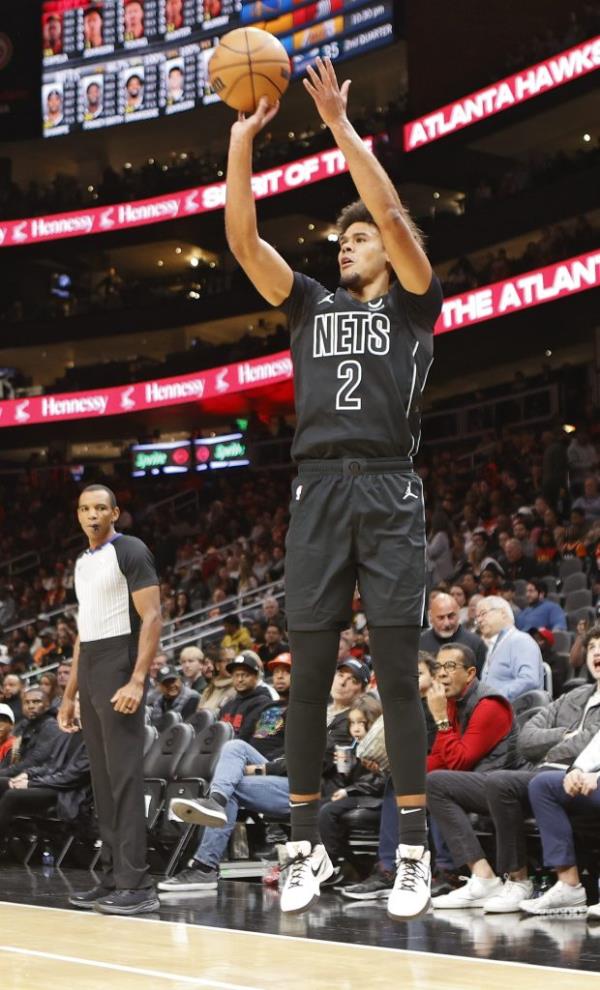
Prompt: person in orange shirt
<box><xmin>33</xmin><ymin>628</ymin><xmax>57</xmax><ymax>667</ymax></box>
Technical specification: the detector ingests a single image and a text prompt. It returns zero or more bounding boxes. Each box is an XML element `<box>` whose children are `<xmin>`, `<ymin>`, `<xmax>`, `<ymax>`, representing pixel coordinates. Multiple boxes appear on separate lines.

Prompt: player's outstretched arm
<box><xmin>225</xmin><ymin>97</ymin><xmax>294</xmax><ymax>306</ymax></box>
<box><xmin>304</xmin><ymin>58</ymin><xmax>431</xmax><ymax>295</ymax></box>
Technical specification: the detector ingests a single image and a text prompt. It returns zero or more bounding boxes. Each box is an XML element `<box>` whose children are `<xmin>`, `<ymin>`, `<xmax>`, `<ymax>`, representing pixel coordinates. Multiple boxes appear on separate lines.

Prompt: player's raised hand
<box><xmin>231</xmin><ymin>96</ymin><xmax>280</xmax><ymax>140</ymax></box>
<box><xmin>303</xmin><ymin>57</ymin><xmax>351</xmax><ymax>128</ymax></box>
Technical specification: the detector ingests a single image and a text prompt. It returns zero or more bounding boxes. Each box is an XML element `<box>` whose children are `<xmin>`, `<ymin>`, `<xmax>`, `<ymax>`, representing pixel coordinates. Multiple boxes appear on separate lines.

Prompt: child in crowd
<box><xmin>318</xmin><ymin>696</ymin><xmax>386</xmax><ymax>881</ymax></box>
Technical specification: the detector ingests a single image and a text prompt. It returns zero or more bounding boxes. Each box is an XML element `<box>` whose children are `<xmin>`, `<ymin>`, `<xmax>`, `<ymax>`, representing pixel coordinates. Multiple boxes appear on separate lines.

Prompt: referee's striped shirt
<box><xmin>74</xmin><ymin>533</ymin><xmax>158</xmax><ymax>645</ymax></box>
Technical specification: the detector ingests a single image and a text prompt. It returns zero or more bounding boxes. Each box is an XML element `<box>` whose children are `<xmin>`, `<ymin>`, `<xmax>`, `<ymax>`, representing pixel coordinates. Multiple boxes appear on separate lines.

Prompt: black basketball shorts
<box><xmin>285</xmin><ymin>457</ymin><xmax>426</xmax><ymax>631</ymax></box>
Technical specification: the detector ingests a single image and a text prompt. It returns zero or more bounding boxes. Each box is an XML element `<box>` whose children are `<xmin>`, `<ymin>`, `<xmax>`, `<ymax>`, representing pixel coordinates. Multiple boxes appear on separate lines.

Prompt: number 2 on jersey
<box><xmin>336</xmin><ymin>360</ymin><xmax>362</xmax><ymax>410</ymax></box>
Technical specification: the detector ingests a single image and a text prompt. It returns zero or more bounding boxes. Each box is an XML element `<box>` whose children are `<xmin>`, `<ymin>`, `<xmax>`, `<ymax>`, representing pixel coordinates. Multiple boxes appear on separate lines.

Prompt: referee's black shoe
<box><xmin>68</xmin><ymin>883</ymin><xmax>115</xmax><ymax>910</ymax></box>
<box><xmin>93</xmin><ymin>887</ymin><xmax>160</xmax><ymax>915</ymax></box>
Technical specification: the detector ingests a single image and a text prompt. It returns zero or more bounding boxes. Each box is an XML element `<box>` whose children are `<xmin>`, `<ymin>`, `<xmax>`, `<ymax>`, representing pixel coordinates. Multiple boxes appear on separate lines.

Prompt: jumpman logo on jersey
<box><xmin>367</xmin><ymin>298</ymin><xmax>384</xmax><ymax>310</ymax></box>
<box><xmin>318</xmin><ymin>293</ymin><xmax>335</xmax><ymax>305</ymax></box>
<box><xmin>402</xmin><ymin>481</ymin><xmax>418</xmax><ymax>500</ymax></box>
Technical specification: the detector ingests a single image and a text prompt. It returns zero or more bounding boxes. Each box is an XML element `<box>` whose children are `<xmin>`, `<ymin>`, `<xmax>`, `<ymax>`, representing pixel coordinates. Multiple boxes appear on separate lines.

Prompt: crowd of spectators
<box><xmin>0</xmin><ymin>392</ymin><xmax>599</xmax><ymax>901</ymax></box>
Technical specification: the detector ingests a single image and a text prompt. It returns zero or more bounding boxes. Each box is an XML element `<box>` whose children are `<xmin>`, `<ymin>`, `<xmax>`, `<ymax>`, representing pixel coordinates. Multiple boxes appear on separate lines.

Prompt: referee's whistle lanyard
<box><xmin>86</xmin><ymin>532</ymin><xmax>122</xmax><ymax>554</ymax></box>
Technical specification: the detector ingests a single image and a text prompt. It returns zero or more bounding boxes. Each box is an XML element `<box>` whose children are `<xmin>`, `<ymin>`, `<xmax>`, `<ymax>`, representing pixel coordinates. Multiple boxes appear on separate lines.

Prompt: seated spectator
<box><xmin>39</xmin><ymin>671</ymin><xmax>61</xmax><ymax>713</ymax></box>
<box><xmin>149</xmin><ymin>665</ymin><xmax>200</xmax><ymax>725</ymax></box>
<box><xmin>573</xmin><ymin>476</ymin><xmax>600</xmax><ymax>525</ymax></box>
<box><xmin>479</xmin><ymin>563</ymin><xmax>504</xmax><ymax>597</ymax></box>
<box><xmin>420</xmin><ymin>592</ymin><xmax>487</xmax><ymax>675</ymax></box>
<box><xmin>499</xmin><ymin>580</ymin><xmax>521</xmax><ymax>617</ymax></box>
<box><xmin>220</xmin><ymin>614</ymin><xmax>253</xmax><ymax>652</ymax></box>
<box><xmin>427</xmin><ymin>511</ymin><xmax>454</xmax><ymax>585</ymax></box>
<box><xmin>529</xmin><ymin>628</ymin><xmax>569</xmax><ymax>697</ymax></box>
<box><xmin>0</xmin><ymin>697</ymin><xmax>90</xmax><ymax>833</ymax></box>
<box><xmin>0</xmin><ymin>704</ymin><xmax>15</xmax><ymax>768</ymax></box>
<box><xmin>476</xmin><ymin>596</ymin><xmax>544</xmax><ymax>700</ymax></box>
<box><xmin>55</xmin><ymin>662</ymin><xmax>73</xmax><ymax>701</ymax></box>
<box><xmin>33</xmin><ymin>627</ymin><xmax>58</xmax><ymax>667</ymax></box>
<box><xmin>179</xmin><ymin>646</ymin><xmax>207</xmax><ymax>694</ymax></box>
<box><xmin>160</xmin><ymin>658</ymin><xmax>357</xmax><ymax>893</ymax></box>
<box><xmin>0</xmin><ymin>686</ymin><xmax>62</xmax><ymax>778</ymax></box>
<box><xmin>218</xmin><ymin>651</ymin><xmax>272</xmax><ymax>740</ymax></box>
<box><xmin>535</xmin><ymin>528</ymin><xmax>560</xmax><ymax>573</ymax></box>
<box><xmin>521</xmin><ymin>729</ymin><xmax>600</xmax><ymax>916</ymax></box>
<box><xmin>1</xmin><ymin>675</ymin><xmax>23</xmax><ymax>723</ymax></box>
<box><xmin>515</xmin><ymin>579</ymin><xmax>567</xmax><ymax>632</ymax></box>
<box><xmin>449</xmin><ymin>585</ymin><xmax>468</xmax><ymax>624</ymax></box>
<box><xmin>498</xmin><ymin>538</ymin><xmax>538</xmax><ymax>581</ymax></box>
<box><xmin>257</xmin><ymin>621</ymin><xmax>288</xmax><ymax>666</ymax></box>
<box><xmin>197</xmin><ymin>648</ymin><xmax>235</xmax><ymax>714</ymax></box>
<box><xmin>318</xmin><ymin>695</ymin><xmax>385</xmax><ymax>880</ymax></box>
<box><xmin>256</xmin><ymin>595</ymin><xmax>286</xmax><ymax>628</ymax></box>
<box><xmin>146</xmin><ymin>651</ymin><xmax>169</xmax><ymax>705</ymax></box>
<box><xmin>165</xmin><ymin>651</ymin><xmax>292</xmax><ymax>833</ymax></box>
<box><xmin>570</xmin><ymin>617</ymin><xmax>592</xmax><ymax>676</ymax></box>
<box><xmin>430</xmin><ymin>624</ymin><xmax>600</xmax><ymax>913</ymax></box>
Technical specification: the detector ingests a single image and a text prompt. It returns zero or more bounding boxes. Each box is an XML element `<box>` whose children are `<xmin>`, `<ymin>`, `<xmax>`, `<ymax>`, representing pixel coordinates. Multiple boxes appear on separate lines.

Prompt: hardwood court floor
<box><xmin>1</xmin><ymin>868</ymin><xmax>600</xmax><ymax>989</ymax></box>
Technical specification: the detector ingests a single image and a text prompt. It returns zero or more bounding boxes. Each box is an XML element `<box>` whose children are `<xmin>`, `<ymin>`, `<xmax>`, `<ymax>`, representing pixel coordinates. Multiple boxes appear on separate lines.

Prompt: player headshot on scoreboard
<box><xmin>204</xmin><ymin>0</ymin><xmax>222</xmax><ymax>20</ymax></box>
<box><xmin>43</xmin><ymin>13</ymin><xmax>63</xmax><ymax>56</ymax></box>
<box><xmin>164</xmin><ymin>0</ymin><xmax>184</xmax><ymax>32</ymax></box>
<box><xmin>43</xmin><ymin>84</ymin><xmax>64</xmax><ymax>128</ymax></box>
<box><xmin>83</xmin><ymin>6</ymin><xmax>104</xmax><ymax>48</ymax></box>
<box><xmin>123</xmin><ymin>69</ymin><xmax>144</xmax><ymax>111</ymax></box>
<box><xmin>83</xmin><ymin>77</ymin><xmax>103</xmax><ymax>119</ymax></box>
<box><xmin>124</xmin><ymin>0</ymin><xmax>145</xmax><ymax>39</ymax></box>
<box><xmin>166</xmin><ymin>61</ymin><xmax>185</xmax><ymax>103</ymax></box>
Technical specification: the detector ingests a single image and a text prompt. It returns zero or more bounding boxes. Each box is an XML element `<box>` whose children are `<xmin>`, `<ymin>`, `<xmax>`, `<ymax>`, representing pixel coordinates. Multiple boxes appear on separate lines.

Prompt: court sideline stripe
<box><xmin>0</xmin><ymin>944</ymin><xmax>264</xmax><ymax>990</ymax></box>
<box><xmin>0</xmin><ymin>900</ymin><xmax>596</xmax><ymax>980</ymax></box>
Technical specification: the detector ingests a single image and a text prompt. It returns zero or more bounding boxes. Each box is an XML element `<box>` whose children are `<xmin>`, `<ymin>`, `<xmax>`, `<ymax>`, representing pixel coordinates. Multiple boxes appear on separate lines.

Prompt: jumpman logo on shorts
<box><xmin>402</xmin><ymin>481</ymin><xmax>418</xmax><ymax>500</ymax></box>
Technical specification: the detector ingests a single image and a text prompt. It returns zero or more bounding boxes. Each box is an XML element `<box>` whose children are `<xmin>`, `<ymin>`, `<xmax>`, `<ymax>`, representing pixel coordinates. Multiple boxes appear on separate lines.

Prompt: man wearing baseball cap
<box><xmin>160</xmin><ymin>652</ymin><xmax>293</xmax><ymax>892</ymax></box>
<box><xmin>0</xmin><ymin>704</ymin><xmax>15</xmax><ymax>768</ymax></box>
<box><xmin>149</xmin><ymin>664</ymin><xmax>201</xmax><ymax>725</ymax></box>
<box><xmin>218</xmin><ymin>651</ymin><xmax>272</xmax><ymax>740</ymax></box>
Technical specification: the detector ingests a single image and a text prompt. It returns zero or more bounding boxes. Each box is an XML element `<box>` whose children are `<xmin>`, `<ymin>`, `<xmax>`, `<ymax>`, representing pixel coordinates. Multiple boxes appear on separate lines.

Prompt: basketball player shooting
<box><xmin>225</xmin><ymin>56</ymin><xmax>443</xmax><ymax>919</ymax></box>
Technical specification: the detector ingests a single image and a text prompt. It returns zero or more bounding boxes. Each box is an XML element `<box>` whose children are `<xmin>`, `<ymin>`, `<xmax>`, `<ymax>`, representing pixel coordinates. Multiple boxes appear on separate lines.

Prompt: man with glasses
<box><xmin>476</xmin><ymin>596</ymin><xmax>543</xmax><ymax>702</ymax></box>
<box><xmin>420</xmin><ymin>592</ymin><xmax>486</xmax><ymax>675</ymax></box>
<box><xmin>430</xmin><ymin>625</ymin><xmax>600</xmax><ymax>914</ymax></box>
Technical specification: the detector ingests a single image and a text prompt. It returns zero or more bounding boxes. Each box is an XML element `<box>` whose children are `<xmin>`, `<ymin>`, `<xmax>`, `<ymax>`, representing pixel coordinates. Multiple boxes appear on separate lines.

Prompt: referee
<box><xmin>59</xmin><ymin>484</ymin><xmax>162</xmax><ymax>915</ymax></box>
<box><xmin>222</xmin><ymin>58</ymin><xmax>442</xmax><ymax>920</ymax></box>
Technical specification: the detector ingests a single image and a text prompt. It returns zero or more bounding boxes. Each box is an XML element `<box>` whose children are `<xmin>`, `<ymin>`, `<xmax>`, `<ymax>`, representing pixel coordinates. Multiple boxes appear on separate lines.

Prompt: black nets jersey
<box><xmin>281</xmin><ymin>272</ymin><xmax>443</xmax><ymax>461</ymax></box>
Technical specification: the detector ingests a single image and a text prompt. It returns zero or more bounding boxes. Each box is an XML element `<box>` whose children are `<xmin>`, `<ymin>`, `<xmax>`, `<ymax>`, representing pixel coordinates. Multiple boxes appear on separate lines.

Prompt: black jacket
<box><xmin>1</xmin><ymin>711</ymin><xmax>63</xmax><ymax>778</ymax></box>
<box><xmin>27</xmin><ymin>731</ymin><xmax>91</xmax><ymax>822</ymax></box>
<box><xmin>150</xmin><ymin>684</ymin><xmax>200</xmax><ymax>724</ymax></box>
<box><xmin>219</xmin><ymin>685</ymin><xmax>272</xmax><ymax>741</ymax></box>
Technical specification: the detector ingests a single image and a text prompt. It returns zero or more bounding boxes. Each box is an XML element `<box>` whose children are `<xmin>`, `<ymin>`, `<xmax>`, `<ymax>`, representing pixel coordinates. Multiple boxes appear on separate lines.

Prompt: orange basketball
<box><xmin>208</xmin><ymin>27</ymin><xmax>290</xmax><ymax>113</ymax></box>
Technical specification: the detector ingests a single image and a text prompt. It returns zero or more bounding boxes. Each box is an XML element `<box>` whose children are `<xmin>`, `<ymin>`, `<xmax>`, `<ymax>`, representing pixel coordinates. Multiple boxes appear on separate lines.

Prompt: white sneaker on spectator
<box><xmin>279</xmin><ymin>841</ymin><xmax>334</xmax><ymax>914</ymax></box>
<box><xmin>387</xmin><ymin>845</ymin><xmax>431</xmax><ymax>921</ymax></box>
<box><xmin>483</xmin><ymin>878</ymin><xmax>534</xmax><ymax>913</ymax></box>
<box><xmin>519</xmin><ymin>880</ymin><xmax>588</xmax><ymax>916</ymax></box>
<box><xmin>432</xmin><ymin>873</ymin><xmax>502</xmax><ymax>909</ymax></box>
<box><xmin>588</xmin><ymin>902</ymin><xmax>600</xmax><ymax>921</ymax></box>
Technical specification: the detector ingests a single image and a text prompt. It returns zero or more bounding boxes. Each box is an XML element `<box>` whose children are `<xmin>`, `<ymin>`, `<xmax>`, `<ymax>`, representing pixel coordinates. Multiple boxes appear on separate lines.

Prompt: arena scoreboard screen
<box><xmin>41</xmin><ymin>0</ymin><xmax>396</xmax><ymax>136</ymax></box>
<box><xmin>131</xmin><ymin>433</ymin><xmax>249</xmax><ymax>476</ymax></box>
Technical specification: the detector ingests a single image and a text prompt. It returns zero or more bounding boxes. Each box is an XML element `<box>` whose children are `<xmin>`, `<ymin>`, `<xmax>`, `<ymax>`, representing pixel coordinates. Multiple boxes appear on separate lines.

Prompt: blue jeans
<box><xmin>194</xmin><ymin>739</ymin><xmax>290</xmax><ymax>869</ymax></box>
<box><xmin>528</xmin><ymin>770</ymin><xmax>600</xmax><ymax>868</ymax></box>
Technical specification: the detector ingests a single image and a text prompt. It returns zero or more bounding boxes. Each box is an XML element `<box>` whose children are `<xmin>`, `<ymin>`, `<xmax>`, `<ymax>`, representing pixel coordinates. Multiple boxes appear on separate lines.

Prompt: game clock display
<box><xmin>42</xmin><ymin>0</ymin><xmax>396</xmax><ymax>136</ymax></box>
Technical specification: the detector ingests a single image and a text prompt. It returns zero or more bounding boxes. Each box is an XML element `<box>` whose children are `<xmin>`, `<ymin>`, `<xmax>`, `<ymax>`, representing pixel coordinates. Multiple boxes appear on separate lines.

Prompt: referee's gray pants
<box><xmin>79</xmin><ymin>636</ymin><xmax>150</xmax><ymax>890</ymax></box>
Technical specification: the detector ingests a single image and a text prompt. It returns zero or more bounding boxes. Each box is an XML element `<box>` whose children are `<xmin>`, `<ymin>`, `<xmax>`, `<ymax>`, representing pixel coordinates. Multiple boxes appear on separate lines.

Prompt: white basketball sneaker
<box><xmin>387</xmin><ymin>845</ymin><xmax>432</xmax><ymax>921</ymax></box>
<box><xmin>279</xmin><ymin>841</ymin><xmax>334</xmax><ymax>914</ymax></box>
